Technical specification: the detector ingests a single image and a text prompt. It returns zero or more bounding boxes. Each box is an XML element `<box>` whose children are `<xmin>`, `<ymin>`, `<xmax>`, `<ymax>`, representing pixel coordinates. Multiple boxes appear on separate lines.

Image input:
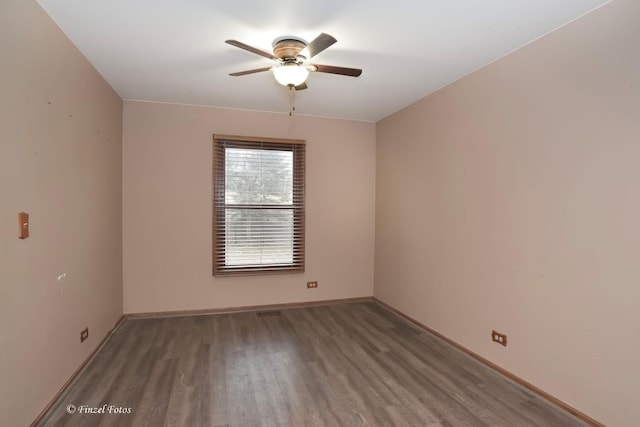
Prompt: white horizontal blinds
<box><xmin>213</xmin><ymin>135</ymin><xmax>305</xmax><ymax>275</ymax></box>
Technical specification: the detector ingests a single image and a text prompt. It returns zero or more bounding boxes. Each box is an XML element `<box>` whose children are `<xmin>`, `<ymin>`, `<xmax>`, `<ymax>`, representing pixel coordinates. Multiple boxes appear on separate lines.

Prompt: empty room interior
<box><xmin>2</xmin><ymin>0</ymin><xmax>638</xmax><ymax>425</ymax></box>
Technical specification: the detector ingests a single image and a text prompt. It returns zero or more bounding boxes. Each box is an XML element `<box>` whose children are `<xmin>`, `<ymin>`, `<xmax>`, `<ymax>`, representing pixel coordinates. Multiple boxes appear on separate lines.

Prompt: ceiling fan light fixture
<box><xmin>273</xmin><ymin>64</ymin><xmax>309</xmax><ymax>87</ymax></box>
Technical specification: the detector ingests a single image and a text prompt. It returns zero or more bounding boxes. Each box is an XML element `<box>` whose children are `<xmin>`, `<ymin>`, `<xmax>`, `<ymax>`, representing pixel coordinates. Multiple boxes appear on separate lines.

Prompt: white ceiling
<box><xmin>36</xmin><ymin>0</ymin><xmax>609</xmax><ymax>122</ymax></box>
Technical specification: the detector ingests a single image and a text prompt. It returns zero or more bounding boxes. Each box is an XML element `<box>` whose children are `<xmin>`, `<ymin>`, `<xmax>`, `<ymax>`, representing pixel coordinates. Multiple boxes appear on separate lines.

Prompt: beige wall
<box><xmin>375</xmin><ymin>0</ymin><xmax>639</xmax><ymax>425</ymax></box>
<box><xmin>0</xmin><ymin>0</ymin><xmax>123</xmax><ymax>425</ymax></box>
<box><xmin>123</xmin><ymin>101</ymin><xmax>375</xmax><ymax>313</ymax></box>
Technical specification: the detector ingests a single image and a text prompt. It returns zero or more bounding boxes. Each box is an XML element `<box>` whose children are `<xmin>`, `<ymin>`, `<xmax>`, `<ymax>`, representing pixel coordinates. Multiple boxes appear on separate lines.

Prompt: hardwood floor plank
<box><xmin>40</xmin><ymin>302</ymin><xmax>590</xmax><ymax>427</ymax></box>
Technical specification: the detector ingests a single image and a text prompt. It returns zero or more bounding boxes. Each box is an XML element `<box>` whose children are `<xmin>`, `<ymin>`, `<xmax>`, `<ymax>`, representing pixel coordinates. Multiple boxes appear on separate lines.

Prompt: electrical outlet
<box><xmin>80</xmin><ymin>327</ymin><xmax>89</xmax><ymax>343</ymax></box>
<box><xmin>306</xmin><ymin>281</ymin><xmax>318</xmax><ymax>289</ymax></box>
<box><xmin>492</xmin><ymin>330</ymin><xmax>507</xmax><ymax>347</ymax></box>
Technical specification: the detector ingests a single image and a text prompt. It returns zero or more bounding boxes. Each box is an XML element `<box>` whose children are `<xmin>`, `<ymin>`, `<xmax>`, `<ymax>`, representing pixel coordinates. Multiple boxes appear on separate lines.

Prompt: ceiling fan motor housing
<box><xmin>273</xmin><ymin>37</ymin><xmax>307</xmax><ymax>62</ymax></box>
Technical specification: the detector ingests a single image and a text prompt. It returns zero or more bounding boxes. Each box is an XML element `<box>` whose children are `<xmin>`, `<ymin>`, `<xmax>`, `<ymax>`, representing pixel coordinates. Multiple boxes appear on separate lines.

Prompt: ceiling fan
<box><xmin>225</xmin><ymin>33</ymin><xmax>362</xmax><ymax>90</ymax></box>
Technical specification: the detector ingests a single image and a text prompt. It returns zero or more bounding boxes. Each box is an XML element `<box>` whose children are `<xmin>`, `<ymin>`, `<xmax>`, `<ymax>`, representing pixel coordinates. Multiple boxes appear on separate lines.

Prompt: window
<box><xmin>213</xmin><ymin>135</ymin><xmax>305</xmax><ymax>275</ymax></box>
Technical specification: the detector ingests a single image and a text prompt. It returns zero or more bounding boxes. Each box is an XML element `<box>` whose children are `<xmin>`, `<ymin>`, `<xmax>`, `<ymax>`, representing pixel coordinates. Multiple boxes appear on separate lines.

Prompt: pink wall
<box><xmin>123</xmin><ymin>101</ymin><xmax>376</xmax><ymax>313</ymax></box>
<box><xmin>375</xmin><ymin>0</ymin><xmax>639</xmax><ymax>425</ymax></box>
<box><xmin>0</xmin><ymin>0</ymin><xmax>123</xmax><ymax>425</ymax></box>
<box><xmin>6</xmin><ymin>0</ymin><xmax>635</xmax><ymax>424</ymax></box>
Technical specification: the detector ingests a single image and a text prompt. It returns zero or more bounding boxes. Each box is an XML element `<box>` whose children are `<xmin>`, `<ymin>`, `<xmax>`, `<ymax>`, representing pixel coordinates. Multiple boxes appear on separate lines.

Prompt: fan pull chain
<box><xmin>288</xmin><ymin>85</ymin><xmax>295</xmax><ymax>116</ymax></box>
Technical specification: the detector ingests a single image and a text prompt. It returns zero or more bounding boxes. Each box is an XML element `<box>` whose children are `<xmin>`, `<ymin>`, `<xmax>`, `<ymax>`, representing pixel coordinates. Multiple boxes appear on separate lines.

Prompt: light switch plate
<box><xmin>18</xmin><ymin>212</ymin><xmax>29</xmax><ymax>239</ymax></box>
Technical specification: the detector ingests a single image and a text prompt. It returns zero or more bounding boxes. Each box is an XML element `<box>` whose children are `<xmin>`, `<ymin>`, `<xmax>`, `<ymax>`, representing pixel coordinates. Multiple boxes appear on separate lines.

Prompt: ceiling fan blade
<box><xmin>295</xmin><ymin>82</ymin><xmax>308</xmax><ymax>90</ymax></box>
<box><xmin>225</xmin><ymin>39</ymin><xmax>278</xmax><ymax>61</ymax></box>
<box><xmin>304</xmin><ymin>33</ymin><xmax>337</xmax><ymax>59</ymax></box>
<box><xmin>310</xmin><ymin>64</ymin><xmax>362</xmax><ymax>77</ymax></box>
<box><xmin>229</xmin><ymin>66</ymin><xmax>272</xmax><ymax>77</ymax></box>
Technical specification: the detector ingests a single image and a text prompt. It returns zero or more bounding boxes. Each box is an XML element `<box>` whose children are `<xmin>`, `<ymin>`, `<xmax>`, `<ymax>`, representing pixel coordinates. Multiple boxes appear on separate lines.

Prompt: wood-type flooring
<box><xmin>41</xmin><ymin>302</ymin><xmax>588</xmax><ymax>426</ymax></box>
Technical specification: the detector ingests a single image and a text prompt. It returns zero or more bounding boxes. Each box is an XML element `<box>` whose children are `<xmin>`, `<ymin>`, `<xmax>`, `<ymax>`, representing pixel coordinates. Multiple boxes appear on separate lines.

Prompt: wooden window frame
<box><xmin>212</xmin><ymin>134</ymin><xmax>306</xmax><ymax>276</ymax></box>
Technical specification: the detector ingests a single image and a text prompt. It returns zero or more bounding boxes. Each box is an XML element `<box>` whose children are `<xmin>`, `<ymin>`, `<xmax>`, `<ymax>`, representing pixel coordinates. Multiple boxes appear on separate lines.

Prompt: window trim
<box><xmin>212</xmin><ymin>134</ymin><xmax>306</xmax><ymax>276</ymax></box>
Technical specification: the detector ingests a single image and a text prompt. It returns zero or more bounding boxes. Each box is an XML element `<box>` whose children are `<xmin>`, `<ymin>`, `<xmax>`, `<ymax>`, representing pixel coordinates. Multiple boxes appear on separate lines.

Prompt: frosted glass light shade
<box><xmin>273</xmin><ymin>64</ymin><xmax>309</xmax><ymax>86</ymax></box>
